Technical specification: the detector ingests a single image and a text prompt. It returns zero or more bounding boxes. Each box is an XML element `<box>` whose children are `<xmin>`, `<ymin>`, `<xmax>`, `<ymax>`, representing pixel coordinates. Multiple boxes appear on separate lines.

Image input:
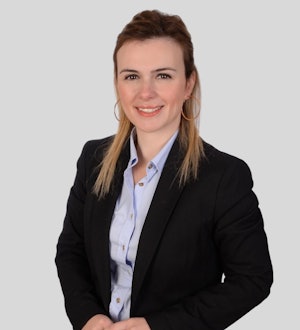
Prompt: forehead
<box><xmin>116</xmin><ymin>37</ymin><xmax>184</xmax><ymax>70</ymax></box>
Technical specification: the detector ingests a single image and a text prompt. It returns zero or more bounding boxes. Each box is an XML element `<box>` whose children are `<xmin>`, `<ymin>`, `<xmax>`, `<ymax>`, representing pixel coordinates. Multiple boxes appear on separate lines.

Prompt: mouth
<box><xmin>137</xmin><ymin>106</ymin><xmax>163</xmax><ymax>114</ymax></box>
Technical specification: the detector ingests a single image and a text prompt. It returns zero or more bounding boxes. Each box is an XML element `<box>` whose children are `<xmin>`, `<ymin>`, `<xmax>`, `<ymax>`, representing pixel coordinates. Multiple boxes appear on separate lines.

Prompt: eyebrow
<box><xmin>119</xmin><ymin>67</ymin><xmax>177</xmax><ymax>74</ymax></box>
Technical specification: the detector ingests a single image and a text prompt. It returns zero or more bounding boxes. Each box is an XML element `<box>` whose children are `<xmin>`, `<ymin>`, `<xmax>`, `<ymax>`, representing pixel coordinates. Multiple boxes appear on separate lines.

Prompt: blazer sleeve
<box><xmin>146</xmin><ymin>158</ymin><xmax>273</xmax><ymax>330</ymax></box>
<box><xmin>55</xmin><ymin>141</ymin><xmax>106</xmax><ymax>330</ymax></box>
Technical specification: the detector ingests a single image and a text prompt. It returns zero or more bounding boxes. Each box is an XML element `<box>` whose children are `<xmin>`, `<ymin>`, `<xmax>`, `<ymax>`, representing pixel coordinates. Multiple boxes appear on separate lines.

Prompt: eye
<box><xmin>157</xmin><ymin>73</ymin><xmax>172</xmax><ymax>79</ymax></box>
<box><xmin>124</xmin><ymin>74</ymin><xmax>138</xmax><ymax>80</ymax></box>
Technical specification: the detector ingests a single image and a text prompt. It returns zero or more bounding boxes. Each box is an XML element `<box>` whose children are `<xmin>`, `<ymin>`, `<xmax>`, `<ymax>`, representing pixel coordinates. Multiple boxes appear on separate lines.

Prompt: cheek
<box><xmin>118</xmin><ymin>86</ymin><xmax>138</xmax><ymax>108</ymax></box>
<box><xmin>116</xmin><ymin>84</ymin><xmax>127</xmax><ymax>100</ymax></box>
<box><xmin>165</xmin><ymin>88</ymin><xmax>185</xmax><ymax>106</ymax></box>
<box><xmin>167</xmin><ymin>82</ymin><xmax>187</xmax><ymax>100</ymax></box>
<box><xmin>117</xmin><ymin>85</ymin><xmax>135</xmax><ymax>118</ymax></box>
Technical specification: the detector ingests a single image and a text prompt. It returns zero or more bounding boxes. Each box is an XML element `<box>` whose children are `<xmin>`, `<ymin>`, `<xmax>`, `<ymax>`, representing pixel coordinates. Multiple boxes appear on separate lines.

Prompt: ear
<box><xmin>185</xmin><ymin>71</ymin><xmax>196</xmax><ymax>99</ymax></box>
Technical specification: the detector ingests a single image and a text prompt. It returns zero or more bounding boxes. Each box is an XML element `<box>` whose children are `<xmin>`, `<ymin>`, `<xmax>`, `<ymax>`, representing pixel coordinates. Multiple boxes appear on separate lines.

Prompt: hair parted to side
<box><xmin>93</xmin><ymin>9</ymin><xmax>204</xmax><ymax>198</ymax></box>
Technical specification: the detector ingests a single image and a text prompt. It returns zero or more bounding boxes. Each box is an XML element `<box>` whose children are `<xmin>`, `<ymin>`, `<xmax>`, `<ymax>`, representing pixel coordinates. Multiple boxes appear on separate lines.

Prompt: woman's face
<box><xmin>116</xmin><ymin>37</ymin><xmax>195</xmax><ymax>139</ymax></box>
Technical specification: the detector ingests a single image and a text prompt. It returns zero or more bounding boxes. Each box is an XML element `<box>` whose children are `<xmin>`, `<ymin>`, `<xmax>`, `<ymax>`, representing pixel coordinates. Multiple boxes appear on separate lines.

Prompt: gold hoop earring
<box><xmin>181</xmin><ymin>109</ymin><xmax>200</xmax><ymax>121</ymax></box>
<box><xmin>184</xmin><ymin>94</ymin><xmax>201</xmax><ymax>105</ymax></box>
<box><xmin>114</xmin><ymin>100</ymin><xmax>120</xmax><ymax>121</ymax></box>
<box><xmin>181</xmin><ymin>95</ymin><xmax>201</xmax><ymax>121</ymax></box>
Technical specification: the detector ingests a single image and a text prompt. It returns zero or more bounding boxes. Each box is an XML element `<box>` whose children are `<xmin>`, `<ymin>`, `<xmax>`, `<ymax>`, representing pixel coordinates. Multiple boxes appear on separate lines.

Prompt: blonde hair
<box><xmin>94</xmin><ymin>10</ymin><xmax>204</xmax><ymax>198</ymax></box>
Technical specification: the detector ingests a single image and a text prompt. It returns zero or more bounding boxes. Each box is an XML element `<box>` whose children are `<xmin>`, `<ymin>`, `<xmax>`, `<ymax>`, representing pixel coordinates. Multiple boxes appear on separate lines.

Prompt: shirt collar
<box><xmin>128</xmin><ymin>129</ymin><xmax>138</xmax><ymax>168</ymax></box>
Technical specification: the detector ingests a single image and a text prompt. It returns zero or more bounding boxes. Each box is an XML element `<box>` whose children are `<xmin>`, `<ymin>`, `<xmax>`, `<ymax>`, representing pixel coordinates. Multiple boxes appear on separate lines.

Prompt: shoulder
<box><xmin>199</xmin><ymin>142</ymin><xmax>259</xmax><ymax>223</ymax></box>
<box><xmin>80</xmin><ymin>135</ymin><xmax>114</xmax><ymax>162</ymax></box>
<box><xmin>203</xmin><ymin>140</ymin><xmax>251</xmax><ymax>171</ymax></box>
<box><xmin>74</xmin><ymin>136</ymin><xmax>115</xmax><ymax>178</ymax></box>
<box><xmin>201</xmin><ymin>140</ymin><xmax>253</xmax><ymax>187</ymax></box>
<box><xmin>82</xmin><ymin>135</ymin><xmax>115</xmax><ymax>154</ymax></box>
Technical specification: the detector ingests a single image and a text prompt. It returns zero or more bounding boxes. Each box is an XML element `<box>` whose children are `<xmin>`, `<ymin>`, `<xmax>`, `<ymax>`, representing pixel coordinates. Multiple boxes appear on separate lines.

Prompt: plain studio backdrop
<box><xmin>0</xmin><ymin>1</ymin><xmax>299</xmax><ymax>328</ymax></box>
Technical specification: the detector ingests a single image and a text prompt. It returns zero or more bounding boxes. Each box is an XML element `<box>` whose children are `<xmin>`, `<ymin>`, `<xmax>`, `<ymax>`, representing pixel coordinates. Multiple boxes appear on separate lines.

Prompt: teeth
<box><xmin>138</xmin><ymin>106</ymin><xmax>161</xmax><ymax>113</ymax></box>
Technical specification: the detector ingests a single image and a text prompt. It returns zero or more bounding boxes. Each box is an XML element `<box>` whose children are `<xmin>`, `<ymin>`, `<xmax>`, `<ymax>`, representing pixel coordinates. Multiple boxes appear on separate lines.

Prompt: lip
<box><xmin>136</xmin><ymin>106</ymin><xmax>163</xmax><ymax>114</ymax></box>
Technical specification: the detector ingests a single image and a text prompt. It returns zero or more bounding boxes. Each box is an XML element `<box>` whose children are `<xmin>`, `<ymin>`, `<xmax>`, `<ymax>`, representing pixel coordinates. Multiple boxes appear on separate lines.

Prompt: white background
<box><xmin>1</xmin><ymin>1</ymin><xmax>299</xmax><ymax>328</ymax></box>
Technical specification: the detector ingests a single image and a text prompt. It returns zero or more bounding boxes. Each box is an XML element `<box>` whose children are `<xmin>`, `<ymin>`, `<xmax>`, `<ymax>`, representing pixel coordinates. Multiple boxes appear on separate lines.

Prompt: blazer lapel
<box><xmin>89</xmin><ymin>140</ymin><xmax>130</xmax><ymax>311</ymax></box>
<box><xmin>131</xmin><ymin>139</ymin><xmax>185</xmax><ymax>311</ymax></box>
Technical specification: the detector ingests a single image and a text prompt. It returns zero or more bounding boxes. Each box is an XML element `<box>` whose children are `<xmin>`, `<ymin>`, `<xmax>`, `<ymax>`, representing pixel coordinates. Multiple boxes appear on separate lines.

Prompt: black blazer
<box><xmin>55</xmin><ymin>137</ymin><xmax>273</xmax><ymax>330</ymax></box>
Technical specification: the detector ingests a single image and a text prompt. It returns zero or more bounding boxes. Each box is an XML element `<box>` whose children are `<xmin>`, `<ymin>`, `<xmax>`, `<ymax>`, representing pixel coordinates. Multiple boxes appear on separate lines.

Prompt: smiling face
<box><xmin>115</xmin><ymin>37</ymin><xmax>195</xmax><ymax>140</ymax></box>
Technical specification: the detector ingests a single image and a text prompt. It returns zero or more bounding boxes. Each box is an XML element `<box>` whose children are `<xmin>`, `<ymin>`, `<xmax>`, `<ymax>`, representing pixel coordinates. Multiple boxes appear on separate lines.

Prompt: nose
<box><xmin>138</xmin><ymin>79</ymin><xmax>156</xmax><ymax>99</ymax></box>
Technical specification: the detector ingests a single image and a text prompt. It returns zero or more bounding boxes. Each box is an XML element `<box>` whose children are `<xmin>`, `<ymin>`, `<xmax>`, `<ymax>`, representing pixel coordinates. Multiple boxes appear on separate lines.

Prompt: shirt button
<box><xmin>122</xmin><ymin>245</ymin><xmax>125</xmax><ymax>251</ymax></box>
<box><xmin>116</xmin><ymin>297</ymin><xmax>121</xmax><ymax>303</ymax></box>
<box><xmin>148</xmin><ymin>163</ymin><xmax>153</xmax><ymax>169</ymax></box>
<box><xmin>138</xmin><ymin>182</ymin><xmax>144</xmax><ymax>187</ymax></box>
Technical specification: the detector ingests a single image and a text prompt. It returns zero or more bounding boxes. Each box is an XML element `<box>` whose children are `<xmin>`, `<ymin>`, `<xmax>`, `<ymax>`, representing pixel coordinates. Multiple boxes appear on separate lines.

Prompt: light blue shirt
<box><xmin>109</xmin><ymin>129</ymin><xmax>178</xmax><ymax>321</ymax></box>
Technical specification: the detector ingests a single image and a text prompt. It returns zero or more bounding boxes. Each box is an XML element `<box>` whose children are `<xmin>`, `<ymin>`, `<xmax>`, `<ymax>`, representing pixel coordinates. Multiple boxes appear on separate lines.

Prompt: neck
<box><xmin>135</xmin><ymin>129</ymin><xmax>177</xmax><ymax>165</ymax></box>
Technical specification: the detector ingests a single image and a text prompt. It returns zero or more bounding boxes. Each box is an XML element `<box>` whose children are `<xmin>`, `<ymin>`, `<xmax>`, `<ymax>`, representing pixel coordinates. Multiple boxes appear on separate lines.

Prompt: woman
<box><xmin>55</xmin><ymin>9</ymin><xmax>273</xmax><ymax>330</ymax></box>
